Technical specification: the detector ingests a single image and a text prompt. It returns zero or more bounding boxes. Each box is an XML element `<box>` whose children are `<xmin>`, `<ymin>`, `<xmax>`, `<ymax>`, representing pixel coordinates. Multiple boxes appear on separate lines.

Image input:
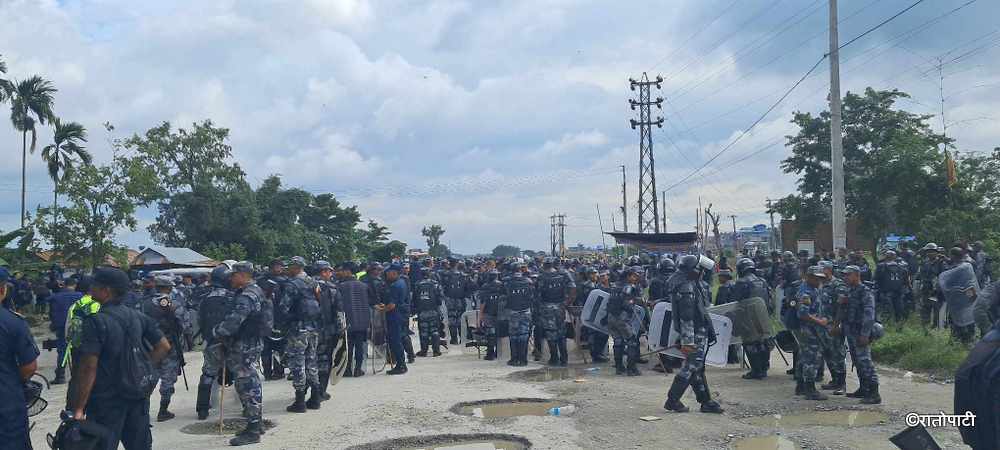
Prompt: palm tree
<box><xmin>42</xmin><ymin>118</ymin><xmax>89</xmax><ymax>252</ymax></box>
<box><xmin>8</xmin><ymin>75</ymin><xmax>57</xmax><ymax>227</ymax></box>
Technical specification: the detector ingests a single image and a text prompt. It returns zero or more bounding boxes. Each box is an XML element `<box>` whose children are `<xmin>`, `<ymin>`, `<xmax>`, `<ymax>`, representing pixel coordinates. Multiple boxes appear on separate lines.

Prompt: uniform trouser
<box><xmin>316</xmin><ymin>332</ymin><xmax>337</xmax><ymax>385</ymax></box>
<box><xmin>793</xmin><ymin>327</ymin><xmax>822</xmax><ymax>383</ymax></box>
<box><xmin>539</xmin><ymin>302</ymin><xmax>566</xmax><ymax>342</ymax></box>
<box><xmin>819</xmin><ymin>329</ymin><xmax>847</xmax><ymax>378</ymax></box>
<box><xmin>347</xmin><ymin>330</ymin><xmax>368</xmax><ymax>369</ymax></box>
<box><xmin>742</xmin><ymin>339</ymin><xmax>773</xmax><ymax>373</ymax></box>
<box><xmin>879</xmin><ymin>291</ymin><xmax>907</xmax><ymax>322</ymax></box>
<box><xmin>919</xmin><ymin>290</ymin><xmax>940</xmax><ymax>327</ymax></box>
<box><xmin>157</xmin><ymin>351</ymin><xmax>182</xmax><ymax>398</ymax></box>
<box><xmin>401</xmin><ymin>317</ymin><xmax>415</xmax><ymax>358</ymax></box>
<box><xmin>846</xmin><ymin>334</ymin><xmax>878</xmax><ymax>384</ymax></box>
<box><xmin>55</xmin><ymin>328</ymin><xmax>67</xmax><ymax>374</ymax></box>
<box><xmin>87</xmin><ymin>397</ymin><xmax>152</xmax><ymax>450</ymax></box>
<box><xmin>286</xmin><ymin>329</ymin><xmax>319</xmax><ymax>390</ymax></box>
<box><xmin>951</xmin><ymin>322</ymin><xmax>976</xmax><ymax>344</ymax></box>
<box><xmin>226</xmin><ymin>339</ymin><xmax>263</xmax><ymax>422</ymax></box>
<box><xmin>608</xmin><ymin>312</ymin><xmax>640</xmax><ymax>364</ymax></box>
<box><xmin>417</xmin><ymin>310</ymin><xmax>442</xmax><ymax>349</ymax></box>
<box><xmin>677</xmin><ymin>335</ymin><xmax>711</xmax><ymax>401</ymax></box>
<box><xmin>508</xmin><ymin>309</ymin><xmax>532</xmax><ymax>354</ymax></box>
<box><xmin>262</xmin><ymin>335</ymin><xmax>284</xmax><ymax>375</ymax></box>
<box><xmin>532</xmin><ymin>306</ymin><xmax>545</xmax><ymax>354</ymax></box>
<box><xmin>445</xmin><ymin>297</ymin><xmax>466</xmax><ymax>328</ymax></box>
<box><xmin>589</xmin><ymin>330</ymin><xmax>609</xmax><ymax>359</ymax></box>
<box><xmin>482</xmin><ymin>314</ymin><xmax>498</xmax><ymax>349</ymax></box>
<box><xmin>386</xmin><ymin>313</ymin><xmax>406</xmax><ymax>368</ymax></box>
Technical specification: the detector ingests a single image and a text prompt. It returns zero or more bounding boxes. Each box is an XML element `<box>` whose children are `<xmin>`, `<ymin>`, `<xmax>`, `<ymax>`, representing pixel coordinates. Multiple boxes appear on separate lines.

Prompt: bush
<box><xmin>871</xmin><ymin>321</ymin><xmax>969</xmax><ymax>377</ymax></box>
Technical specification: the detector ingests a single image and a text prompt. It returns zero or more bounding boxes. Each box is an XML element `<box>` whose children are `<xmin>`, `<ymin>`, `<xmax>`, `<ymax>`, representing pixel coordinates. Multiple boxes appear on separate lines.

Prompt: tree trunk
<box><xmin>21</xmin><ymin>131</ymin><xmax>27</xmax><ymax>228</ymax></box>
<box><xmin>53</xmin><ymin>180</ymin><xmax>58</xmax><ymax>257</ymax></box>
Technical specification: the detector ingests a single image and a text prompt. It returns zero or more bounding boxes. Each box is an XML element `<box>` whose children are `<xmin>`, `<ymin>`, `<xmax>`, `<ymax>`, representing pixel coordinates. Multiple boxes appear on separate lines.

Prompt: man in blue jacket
<box><xmin>49</xmin><ymin>277</ymin><xmax>82</xmax><ymax>384</ymax></box>
<box><xmin>382</xmin><ymin>264</ymin><xmax>410</xmax><ymax>375</ymax></box>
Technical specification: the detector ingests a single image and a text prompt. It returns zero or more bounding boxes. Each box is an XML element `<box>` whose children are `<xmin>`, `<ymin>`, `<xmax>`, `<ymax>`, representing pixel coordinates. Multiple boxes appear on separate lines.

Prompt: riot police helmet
<box><xmin>658</xmin><ymin>257</ymin><xmax>676</xmax><ymax>274</ymax></box>
<box><xmin>735</xmin><ymin>257</ymin><xmax>756</xmax><ymax>276</ymax></box>
<box><xmin>678</xmin><ymin>254</ymin><xmax>700</xmax><ymax>272</ymax></box>
<box><xmin>210</xmin><ymin>264</ymin><xmax>233</xmax><ymax>288</ymax></box>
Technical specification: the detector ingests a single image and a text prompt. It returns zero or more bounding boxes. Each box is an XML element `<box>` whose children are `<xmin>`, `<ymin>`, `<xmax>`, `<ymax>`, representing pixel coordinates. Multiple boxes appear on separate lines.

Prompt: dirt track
<box><xmin>28</xmin><ymin>332</ymin><xmax>963</xmax><ymax>449</ymax></box>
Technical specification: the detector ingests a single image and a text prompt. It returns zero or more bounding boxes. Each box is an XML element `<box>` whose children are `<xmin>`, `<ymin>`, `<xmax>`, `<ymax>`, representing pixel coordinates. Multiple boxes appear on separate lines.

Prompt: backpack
<box><xmin>105</xmin><ymin>308</ymin><xmax>157</xmax><ymax>400</ymax></box>
<box><xmin>253</xmin><ymin>293</ymin><xmax>275</xmax><ymax>338</ymax></box>
<box><xmin>445</xmin><ymin>273</ymin><xmax>466</xmax><ymax>299</ymax></box>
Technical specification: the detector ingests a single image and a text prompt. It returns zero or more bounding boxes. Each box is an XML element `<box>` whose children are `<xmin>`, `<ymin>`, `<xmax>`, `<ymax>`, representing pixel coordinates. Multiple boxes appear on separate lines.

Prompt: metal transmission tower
<box><xmin>629</xmin><ymin>73</ymin><xmax>664</xmax><ymax>234</ymax></box>
<box><xmin>549</xmin><ymin>213</ymin><xmax>566</xmax><ymax>257</ymax></box>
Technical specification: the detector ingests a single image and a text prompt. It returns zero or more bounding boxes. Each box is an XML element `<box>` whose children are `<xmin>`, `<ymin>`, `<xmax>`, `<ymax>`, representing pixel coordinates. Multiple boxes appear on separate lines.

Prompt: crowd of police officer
<box><xmin>3</xmin><ymin>237</ymin><xmax>998</xmax><ymax>449</ymax></box>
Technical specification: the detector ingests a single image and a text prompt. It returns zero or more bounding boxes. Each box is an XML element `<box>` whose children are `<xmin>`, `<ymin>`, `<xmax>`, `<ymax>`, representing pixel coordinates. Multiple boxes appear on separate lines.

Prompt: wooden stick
<box><xmin>219</xmin><ymin>360</ymin><xmax>226</xmax><ymax>435</ymax></box>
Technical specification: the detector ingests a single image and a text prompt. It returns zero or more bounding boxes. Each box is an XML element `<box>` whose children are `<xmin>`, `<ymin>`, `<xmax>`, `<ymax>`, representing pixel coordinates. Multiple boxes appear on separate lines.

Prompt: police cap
<box><xmin>93</xmin><ymin>267</ymin><xmax>131</xmax><ymax>291</ymax></box>
<box><xmin>232</xmin><ymin>261</ymin><xmax>255</xmax><ymax>274</ymax></box>
<box><xmin>268</xmin><ymin>258</ymin><xmax>285</xmax><ymax>268</ymax></box>
<box><xmin>315</xmin><ymin>260</ymin><xmax>332</xmax><ymax>271</ymax></box>
<box><xmin>841</xmin><ymin>265</ymin><xmax>861</xmax><ymax>275</ymax></box>
<box><xmin>385</xmin><ymin>263</ymin><xmax>403</xmax><ymax>273</ymax></box>
<box><xmin>154</xmin><ymin>276</ymin><xmax>174</xmax><ymax>287</ymax></box>
<box><xmin>807</xmin><ymin>266</ymin><xmax>827</xmax><ymax>278</ymax></box>
<box><xmin>289</xmin><ymin>256</ymin><xmax>307</xmax><ymax>267</ymax></box>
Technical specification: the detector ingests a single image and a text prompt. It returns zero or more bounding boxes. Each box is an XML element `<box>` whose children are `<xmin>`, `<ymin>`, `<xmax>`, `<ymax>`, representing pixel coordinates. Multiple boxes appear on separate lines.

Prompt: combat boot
<box><xmin>318</xmin><ymin>373</ymin><xmax>331</xmax><ymax>401</ymax></box>
<box><xmin>663</xmin><ymin>376</ymin><xmax>691</xmax><ymax>413</ymax></box>
<box><xmin>802</xmin><ymin>382</ymin><xmax>828</xmax><ymax>401</ymax></box>
<box><xmin>387</xmin><ymin>364</ymin><xmax>408</xmax><ymax>375</ymax></box>
<box><xmin>229</xmin><ymin>420</ymin><xmax>262</xmax><ymax>446</ymax></box>
<box><xmin>403</xmin><ymin>337</ymin><xmax>416</xmax><ymax>363</ymax></box>
<box><xmin>518</xmin><ymin>341</ymin><xmax>530</xmax><ymax>366</ymax></box>
<box><xmin>860</xmin><ymin>382</ymin><xmax>881</xmax><ymax>405</ymax></box>
<box><xmin>693</xmin><ymin>380</ymin><xmax>724</xmax><ymax>414</ymax></box>
<box><xmin>449</xmin><ymin>326</ymin><xmax>460</xmax><ymax>345</ymax></box>
<box><xmin>306</xmin><ymin>384</ymin><xmax>322</xmax><ymax>410</ymax></box>
<box><xmin>52</xmin><ymin>366</ymin><xmax>66</xmax><ymax>385</ymax></box>
<box><xmin>416</xmin><ymin>340</ymin><xmax>429</xmax><ymax>357</ymax></box>
<box><xmin>507</xmin><ymin>342</ymin><xmax>518</xmax><ymax>366</ymax></box>
<box><xmin>157</xmin><ymin>397</ymin><xmax>175</xmax><ymax>422</ymax></box>
<box><xmin>845</xmin><ymin>382</ymin><xmax>867</xmax><ymax>398</ymax></box>
<box><xmin>196</xmin><ymin>382</ymin><xmax>213</xmax><ymax>420</ymax></box>
<box><xmin>613</xmin><ymin>348</ymin><xmax>626</xmax><ymax>375</ymax></box>
<box><xmin>485</xmin><ymin>337</ymin><xmax>497</xmax><ymax>361</ymax></box>
<box><xmin>557</xmin><ymin>340</ymin><xmax>569</xmax><ymax>367</ymax></box>
<box><xmin>432</xmin><ymin>335</ymin><xmax>442</xmax><ymax>357</ymax></box>
<box><xmin>822</xmin><ymin>372</ymin><xmax>846</xmax><ymax>392</ymax></box>
<box><xmin>286</xmin><ymin>389</ymin><xmax>307</xmax><ymax>413</ymax></box>
<box><xmin>742</xmin><ymin>351</ymin><xmax>762</xmax><ymax>379</ymax></box>
<box><xmin>626</xmin><ymin>347</ymin><xmax>641</xmax><ymax>376</ymax></box>
<box><xmin>547</xmin><ymin>340</ymin><xmax>560</xmax><ymax>366</ymax></box>
<box><xmin>794</xmin><ymin>379</ymin><xmax>805</xmax><ymax>396</ymax></box>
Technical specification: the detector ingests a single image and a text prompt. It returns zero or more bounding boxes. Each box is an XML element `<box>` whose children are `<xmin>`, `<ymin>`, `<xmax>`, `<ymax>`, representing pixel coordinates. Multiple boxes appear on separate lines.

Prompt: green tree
<box><xmin>429</xmin><ymin>243</ymin><xmax>451</xmax><ymax>259</ymax></box>
<box><xmin>422</xmin><ymin>224</ymin><xmax>445</xmax><ymax>249</ymax></box>
<box><xmin>917</xmin><ymin>148</ymin><xmax>1000</xmax><ymax>250</ymax></box>
<box><xmin>371</xmin><ymin>240</ymin><xmax>407</xmax><ymax>262</ymax></box>
<box><xmin>32</xmin><ymin>158</ymin><xmax>156</xmax><ymax>269</ymax></box>
<box><xmin>41</xmin><ymin>119</ymin><xmax>90</xmax><ymax>253</ymax></box>
<box><xmin>8</xmin><ymin>76</ymin><xmax>57</xmax><ymax>227</ymax></box>
<box><xmin>774</xmin><ymin>88</ymin><xmax>950</xmax><ymax>247</ymax></box>
<box><xmin>491</xmin><ymin>244</ymin><xmax>521</xmax><ymax>258</ymax></box>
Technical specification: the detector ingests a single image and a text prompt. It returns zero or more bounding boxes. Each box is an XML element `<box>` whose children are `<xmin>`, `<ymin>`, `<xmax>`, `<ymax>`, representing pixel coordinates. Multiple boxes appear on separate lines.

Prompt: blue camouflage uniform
<box><xmin>212</xmin><ymin>282</ymin><xmax>266</xmax><ymax>443</ymax></box>
<box><xmin>794</xmin><ymin>283</ymin><xmax>824</xmax><ymax>384</ymax></box>
<box><xmin>503</xmin><ymin>273</ymin><xmax>535</xmax><ymax>366</ymax></box>
<box><xmin>281</xmin><ymin>271</ymin><xmax>321</xmax><ymax>392</ymax></box>
<box><xmin>845</xmin><ymin>280</ymin><xmax>879</xmax><ymax>388</ymax></box>
<box><xmin>819</xmin><ymin>272</ymin><xmax>849</xmax><ymax>387</ymax></box>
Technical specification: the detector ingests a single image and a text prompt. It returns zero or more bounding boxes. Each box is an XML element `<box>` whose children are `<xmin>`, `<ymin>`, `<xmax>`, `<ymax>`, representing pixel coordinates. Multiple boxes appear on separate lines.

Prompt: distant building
<box><xmin>131</xmin><ymin>246</ymin><xmax>218</xmax><ymax>270</ymax></box>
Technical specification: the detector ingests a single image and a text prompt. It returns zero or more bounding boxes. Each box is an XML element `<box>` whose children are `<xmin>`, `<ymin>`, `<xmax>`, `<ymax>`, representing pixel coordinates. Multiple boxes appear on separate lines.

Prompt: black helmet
<box><xmin>658</xmin><ymin>257</ymin><xmax>676</xmax><ymax>274</ymax></box>
<box><xmin>678</xmin><ymin>254</ymin><xmax>700</xmax><ymax>272</ymax></box>
<box><xmin>542</xmin><ymin>257</ymin><xmax>557</xmax><ymax>267</ymax></box>
<box><xmin>736</xmin><ymin>257</ymin><xmax>756</xmax><ymax>276</ymax></box>
<box><xmin>210</xmin><ymin>264</ymin><xmax>232</xmax><ymax>288</ymax></box>
<box><xmin>627</xmin><ymin>265</ymin><xmax>644</xmax><ymax>277</ymax></box>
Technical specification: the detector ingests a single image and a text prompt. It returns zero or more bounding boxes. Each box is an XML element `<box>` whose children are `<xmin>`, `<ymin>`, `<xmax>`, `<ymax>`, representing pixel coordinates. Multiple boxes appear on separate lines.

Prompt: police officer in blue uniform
<box><xmin>504</xmin><ymin>265</ymin><xmax>535</xmax><ymax>367</ymax></box>
<box><xmin>382</xmin><ymin>264</ymin><xmax>410</xmax><ymax>375</ymax></box>
<box><xmin>70</xmin><ymin>268</ymin><xmax>172</xmax><ymax>450</ymax></box>
<box><xmin>536</xmin><ymin>258</ymin><xmax>576</xmax><ymax>367</ymax></box>
<box><xmin>791</xmin><ymin>266</ymin><xmax>829</xmax><ymax>401</ymax></box>
<box><xmin>0</xmin><ymin>268</ymin><xmax>39</xmax><ymax>450</ymax></box>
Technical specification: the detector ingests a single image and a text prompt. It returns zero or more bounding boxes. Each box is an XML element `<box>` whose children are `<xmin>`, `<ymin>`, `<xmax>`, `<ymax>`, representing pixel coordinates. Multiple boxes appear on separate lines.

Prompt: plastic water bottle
<box><xmin>584</xmin><ymin>367</ymin><xmax>600</xmax><ymax>372</ymax></box>
<box><xmin>547</xmin><ymin>405</ymin><xmax>576</xmax><ymax>416</ymax></box>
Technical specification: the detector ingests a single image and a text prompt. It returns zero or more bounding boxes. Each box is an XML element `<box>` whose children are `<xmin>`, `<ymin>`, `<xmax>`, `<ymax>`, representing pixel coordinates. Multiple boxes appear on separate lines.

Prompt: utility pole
<box><xmin>629</xmin><ymin>73</ymin><xmax>664</xmax><ymax>233</ymax></box>
<box><xmin>661</xmin><ymin>191</ymin><xmax>668</xmax><ymax>232</ymax></box>
<box><xmin>550</xmin><ymin>215</ymin><xmax>557</xmax><ymax>256</ymax></box>
<box><xmin>698</xmin><ymin>196</ymin><xmax>704</xmax><ymax>242</ymax></box>
<box><xmin>829</xmin><ymin>0</ymin><xmax>847</xmax><ymax>250</ymax></box>
<box><xmin>596</xmin><ymin>204</ymin><xmax>608</xmax><ymax>257</ymax></box>
<box><xmin>730</xmin><ymin>214</ymin><xmax>738</xmax><ymax>253</ymax></box>
<box><xmin>620</xmin><ymin>165</ymin><xmax>628</xmax><ymax>233</ymax></box>
<box><xmin>766</xmin><ymin>198</ymin><xmax>777</xmax><ymax>251</ymax></box>
<box><xmin>557</xmin><ymin>214</ymin><xmax>567</xmax><ymax>258</ymax></box>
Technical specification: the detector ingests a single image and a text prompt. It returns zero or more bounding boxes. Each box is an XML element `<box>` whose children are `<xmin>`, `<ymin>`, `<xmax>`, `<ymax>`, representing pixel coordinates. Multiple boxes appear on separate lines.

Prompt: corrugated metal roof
<box><xmin>132</xmin><ymin>246</ymin><xmax>216</xmax><ymax>267</ymax></box>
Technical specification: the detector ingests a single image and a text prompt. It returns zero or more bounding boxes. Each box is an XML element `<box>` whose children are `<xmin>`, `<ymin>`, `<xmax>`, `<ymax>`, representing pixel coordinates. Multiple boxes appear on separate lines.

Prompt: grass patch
<box><xmin>870</xmin><ymin>320</ymin><xmax>969</xmax><ymax>378</ymax></box>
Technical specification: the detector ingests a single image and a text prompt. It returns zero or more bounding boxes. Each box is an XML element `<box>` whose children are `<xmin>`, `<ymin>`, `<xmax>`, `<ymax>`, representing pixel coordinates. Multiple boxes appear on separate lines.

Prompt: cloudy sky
<box><xmin>2</xmin><ymin>0</ymin><xmax>998</xmax><ymax>254</ymax></box>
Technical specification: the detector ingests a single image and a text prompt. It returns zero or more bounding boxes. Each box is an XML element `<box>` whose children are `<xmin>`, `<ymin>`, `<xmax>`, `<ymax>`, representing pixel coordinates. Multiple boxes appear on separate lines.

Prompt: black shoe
<box><xmin>416</xmin><ymin>350</ymin><xmax>428</xmax><ymax>357</ymax></box>
<box><xmin>387</xmin><ymin>366</ymin><xmax>408</xmax><ymax>375</ymax></box>
<box><xmin>821</xmin><ymin>374</ymin><xmax>845</xmax><ymax>391</ymax></box>
<box><xmin>354</xmin><ymin>368</ymin><xmax>365</xmax><ymax>378</ymax></box>
<box><xmin>845</xmin><ymin>385</ymin><xmax>866</xmax><ymax>398</ymax></box>
<box><xmin>626</xmin><ymin>366</ymin><xmax>641</xmax><ymax>376</ymax></box>
<box><xmin>157</xmin><ymin>398</ymin><xmax>174</xmax><ymax>422</ymax></box>
<box><xmin>786</xmin><ymin>368</ymin><xmax>796</xmax><ymax>375</ymax></box>
<box><xmin>432</xmin><ymin>351</ymin><xmax>442</xmax><ymax>357</ymax></box>
<box><xmin>860</xmin><ymin>382</ymin><xmax>881</xmax><ymax>405</ymax></box>
<box><xmin>52</xmin><ymin>371</ymin><xmax>66</xmax><ymax>385</ymax></box>
<box><xmin>197</xmin><ymin>410</ymin><xmax>209</xmax><ymax>420</ymax></box>
<box><xmin>229</xmin><ymin>421</ymin><xmax>262</xmax><ymax>446</ymax></box>
<box><xmin>699</xmin><ymin>400</ymin><xmax>724</xmax><ymax>414</ymax></box>
<box><xmin>664</xmin><ymin>377</ymin><xmax>691</xmax><ymax>413</ymax></box>
<box><xmin>287</xmin><ymin>390</ymin><xmax>307</xmax><ymax>413</ymax></box>
<box><xmin>591</xmin><ymin>355</ymin><xmax>609</xmax><ymax>363</ymax></box>
<box><xmin>794</xmin><ymin>380</ymin><xmax>805</xmax><ymax>396</ymax></box>
<box><xmin>306</xmin><ymin>385</ymin><xmax>322</xmax><ymax>410</ymax></box>
<box><xmin>407</xmin><ymin>355</ymin><xmax>416</xmax><ymax>364</ymax></box>
<box><xmin>532</xmin><ymin>350</ymin><xmax>542</xmax><ymax>362</ymax></box>
<box><xmin>196</xmin><ymin>382</ymin><xmax>213</xmax><ymax>420</ymax></box>
<box><xmin>802</xmin><ymin>382</ymin><xmax>828</xmax><ymax>401</ymax></box>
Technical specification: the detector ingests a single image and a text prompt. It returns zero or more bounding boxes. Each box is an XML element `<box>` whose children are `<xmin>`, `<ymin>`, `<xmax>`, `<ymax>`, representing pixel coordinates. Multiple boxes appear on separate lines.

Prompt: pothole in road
<box><xmin>451</xmin><ymin>398</ymin><xmax>565</xmax><ymax>418</ymax></box>
<box><xmin>732</xmin><ymin>435</ymin><xmax>799</xmax><ymax>450</ymax></box>
<box><xmin>508</xmin><ymin>367</ymin><xmax>602</xmax><ymax>382</ymax></box>
<box><xmin>179</xmin><ymin>418</ymin><xmax>276</xmax><ymax>435</ymax></box>
<box><xmin>745</xmin><ymin>410</ymin><xmax>889</xmax><ymax>427</ymax></box>
<box><xmin>345</xmin><ymin>433</ymin><xmax>531</xmax><ymax>450</ymax></box>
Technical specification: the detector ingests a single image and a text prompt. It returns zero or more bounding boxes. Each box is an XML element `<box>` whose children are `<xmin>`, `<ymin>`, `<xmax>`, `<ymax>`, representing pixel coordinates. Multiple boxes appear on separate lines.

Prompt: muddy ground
<box><xmin>27</xmin><ymin>330</ymin><xmax>963</xmax><ymax>450</ymax></box>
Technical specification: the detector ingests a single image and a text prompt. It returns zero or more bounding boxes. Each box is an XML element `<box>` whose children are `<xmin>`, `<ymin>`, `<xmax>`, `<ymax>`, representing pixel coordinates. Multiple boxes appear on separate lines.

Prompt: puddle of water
<box><xmin>458</xmin><ymin>400</ymin><xmax>562</xmax><ymax>418</ymax></box>
<box><xmin>413</xmin><ymin>440</ymin><xmax>524</xmax><ymax>450</ymax></box>
<box><xmin>745</xmin><ymin>410</ymin><xmax>888</xmax><ymax>428</ymax></box>
<box><xmin>510</xmin><ymin>367</ymin><xmax>601</xmax><ymax>382</ymax></box>
<box><xmin>733</xmin><ymin>435</ymin><xmax>799</xmax><ymax>450</ymax></box>
<box><xmin>179</xmin><ymin>418</ymin><xmax>276</xmax><ymax>435</ymax></box>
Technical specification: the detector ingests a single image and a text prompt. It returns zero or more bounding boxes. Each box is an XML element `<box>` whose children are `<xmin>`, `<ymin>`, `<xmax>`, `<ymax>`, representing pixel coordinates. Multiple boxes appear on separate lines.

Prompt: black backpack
<box><xmin>105</xmin><ymin>309</ymin><xmax>157</xmax><ymax>400</ymax></box>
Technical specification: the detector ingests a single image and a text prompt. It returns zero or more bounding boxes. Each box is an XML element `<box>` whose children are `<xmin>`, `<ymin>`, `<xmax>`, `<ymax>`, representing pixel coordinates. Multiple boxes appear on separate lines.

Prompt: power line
<box><xmin>838</xmin><ymin>0</ymin><xmax>927</xmax><ymax>50</ymax></box>
<box><xmin>647</xmin><ymin>0</ymin><xmax>741</xmax><ymax>72</ymax></box>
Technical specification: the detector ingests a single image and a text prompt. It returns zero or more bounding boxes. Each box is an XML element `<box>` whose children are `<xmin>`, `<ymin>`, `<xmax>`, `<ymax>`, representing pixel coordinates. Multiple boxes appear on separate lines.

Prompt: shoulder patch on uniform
<box><xmin>11</xmin><ymin>310</ymin><xmax>25</xmax><ymax>319</ymax></box>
